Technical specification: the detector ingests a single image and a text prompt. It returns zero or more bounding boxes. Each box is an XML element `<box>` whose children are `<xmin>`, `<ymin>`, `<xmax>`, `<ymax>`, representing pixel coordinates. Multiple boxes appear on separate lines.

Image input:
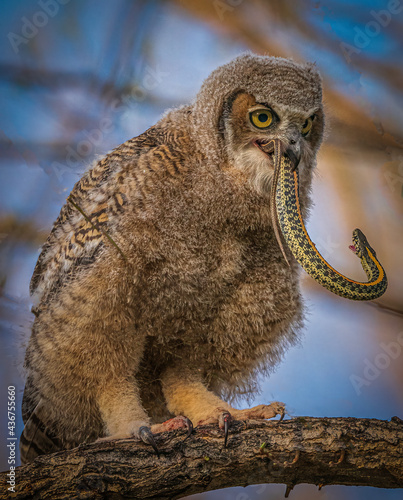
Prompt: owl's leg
<box><xmin>96</xmin><ymin>376</ymin><xmax>159</xmax><ymax>454</ymax></box>
<box><xmin>161</xmin><ymin>367</ymin><xmax>284</xmax><ymax>446</ymax></box>
<box><xmin>161</xmin><ymin>368</ymin><xmax>232</xmax><ymax>443</ymax></box>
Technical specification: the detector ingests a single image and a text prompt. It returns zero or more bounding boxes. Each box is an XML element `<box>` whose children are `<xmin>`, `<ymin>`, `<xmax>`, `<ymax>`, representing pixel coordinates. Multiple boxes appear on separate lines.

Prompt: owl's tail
<box><xmin>20</xmin><ymin>398</ymin><xmax>63</xmax><ymax>465</ymax></box>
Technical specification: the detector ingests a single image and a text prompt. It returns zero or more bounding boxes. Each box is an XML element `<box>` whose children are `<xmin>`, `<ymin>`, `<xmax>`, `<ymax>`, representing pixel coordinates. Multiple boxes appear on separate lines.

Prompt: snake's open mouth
<box><xmin>349</xmin><ymin>244</ymin><xmax>357</xmax><ymax>254</ymax></box>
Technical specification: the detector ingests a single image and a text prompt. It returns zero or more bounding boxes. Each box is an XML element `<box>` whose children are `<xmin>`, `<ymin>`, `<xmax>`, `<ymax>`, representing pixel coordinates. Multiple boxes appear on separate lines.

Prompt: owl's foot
<box><xmin>197</xmin><ymin>402</ymin><xmax>285</xmax><ymax>448</ymax></box>
<box><xmin>151</xmin><ymin>415</ymin><xmax>193</xmax><ymax>440</ymax></box>
<box><xmin>196</xmin><ymin>407</ymin><xmax>233</xmax><ymax>447</ymax></box>
<box><xmin>231</xmin><ymin>401</ymin><xmax>286</xmax><ymax>422</ymax></box>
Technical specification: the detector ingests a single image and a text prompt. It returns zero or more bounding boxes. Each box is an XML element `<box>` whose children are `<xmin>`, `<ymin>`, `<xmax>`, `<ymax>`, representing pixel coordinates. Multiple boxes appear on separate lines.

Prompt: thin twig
<box><xmin>67</xmin><ymin>195</ymin><xmax>127</xmax><ymax>262</ymax></box>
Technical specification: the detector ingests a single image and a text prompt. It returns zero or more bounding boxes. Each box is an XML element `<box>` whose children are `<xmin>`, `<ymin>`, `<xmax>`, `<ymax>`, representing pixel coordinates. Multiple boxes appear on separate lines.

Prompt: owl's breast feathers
<box><xmin>30</xmin><ymin>100</ymin><xmax>287</xmax><ymax>317</ymax></box>
<box><xmin>30</xmin><ymin>112</ymin><xmax>196</xmax><ymax>310</ymax></box>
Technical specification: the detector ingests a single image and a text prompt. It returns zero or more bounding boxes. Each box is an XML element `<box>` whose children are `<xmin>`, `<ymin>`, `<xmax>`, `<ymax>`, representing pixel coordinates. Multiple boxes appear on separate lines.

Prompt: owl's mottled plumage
<box><xmin>21</xmin><ymin>53</ymin><xmax>323</xmax><ymax>463</ymax></box>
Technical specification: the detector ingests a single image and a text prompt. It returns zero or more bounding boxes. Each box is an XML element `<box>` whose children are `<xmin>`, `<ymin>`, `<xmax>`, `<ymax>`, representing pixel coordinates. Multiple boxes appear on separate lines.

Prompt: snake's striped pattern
<box><xmin>270</xmin><ymin>140</ymin><xmax>387</xmax><ymax>300</ymax></box>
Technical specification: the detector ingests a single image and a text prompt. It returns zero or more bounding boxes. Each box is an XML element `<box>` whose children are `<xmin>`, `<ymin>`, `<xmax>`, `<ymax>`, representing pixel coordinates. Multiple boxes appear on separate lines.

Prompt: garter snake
<box><xmin>267</xmin><ymin>139</ymin><xmax>387</xmax><ymax>301</ymax></box>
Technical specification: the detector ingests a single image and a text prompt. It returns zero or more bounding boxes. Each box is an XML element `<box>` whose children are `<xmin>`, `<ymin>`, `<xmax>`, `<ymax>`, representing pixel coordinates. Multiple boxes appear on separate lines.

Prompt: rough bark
<box><xmin>1</xmin><ymin>416</ymin><xmax>402</xmax><ymax>499</ymax></box>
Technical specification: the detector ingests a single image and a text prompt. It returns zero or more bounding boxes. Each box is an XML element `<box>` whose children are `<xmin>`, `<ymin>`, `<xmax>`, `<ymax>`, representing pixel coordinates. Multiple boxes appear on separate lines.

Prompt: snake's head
<box><xmin>349</xmin><ymin>228</ymin><xmax>375</xmax><ymax>260</ymax></box>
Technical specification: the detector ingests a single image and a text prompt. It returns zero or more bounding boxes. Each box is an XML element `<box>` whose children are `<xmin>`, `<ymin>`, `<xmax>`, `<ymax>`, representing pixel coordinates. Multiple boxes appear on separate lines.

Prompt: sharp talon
<box><xmin>221</xmin><ymin>412</ymin><xmax>231</xmax><ymax>448</ymax></box>
<box><xmin>224</xmin><ymin>418</ymin><xmax>229</xmax><ymax>448</ymax></box>
<box><xmin>139</xmin><ymin>426</ymin><xmax>159</xmax><ymax>458</ymax></box>
<box><xmin>278</xmin><ymin>407</ymin><xmax>285</xmax><ymax>422</ymax></box>
<box><xmin>284</xmin><ymin>484</ymin><xmax>294</xmax><ymax>498</ymax></box>
<box><xmin>184</xmin><ymin>417</ymin><xmax>193</xmax><ymax>440</ymax></box>
<box><xmin>329</xmin><ymin>448</ymin><xmax>345</xmax><ymax>466</ymax></box>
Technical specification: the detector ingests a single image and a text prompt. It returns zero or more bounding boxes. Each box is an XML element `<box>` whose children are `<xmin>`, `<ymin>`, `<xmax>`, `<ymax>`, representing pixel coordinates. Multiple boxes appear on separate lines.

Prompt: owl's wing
<box><xmin>30</xmin><ymin>125</ymin><xmax>169</xmax><ymax>309</ymax></box>
<box><xmin>20</xmin><ymin>397</ymin><xmax>64</xmax><ymax>465</ymax></box>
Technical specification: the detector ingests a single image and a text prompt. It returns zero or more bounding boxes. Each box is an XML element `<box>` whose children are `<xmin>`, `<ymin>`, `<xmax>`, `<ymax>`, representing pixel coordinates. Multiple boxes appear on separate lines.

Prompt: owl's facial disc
<box><xmin>225</xmin><ymin>91</ymin><xmax>321</xmax><ymax>194</ymax></box>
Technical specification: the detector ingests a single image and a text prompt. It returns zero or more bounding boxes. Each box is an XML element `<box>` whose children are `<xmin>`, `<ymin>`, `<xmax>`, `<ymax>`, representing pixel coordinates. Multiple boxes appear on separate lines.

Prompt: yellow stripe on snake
<box><xmin>269</xmin><ymin>139</ymin><xmax>387</xmax><ymax>301</ymax></box>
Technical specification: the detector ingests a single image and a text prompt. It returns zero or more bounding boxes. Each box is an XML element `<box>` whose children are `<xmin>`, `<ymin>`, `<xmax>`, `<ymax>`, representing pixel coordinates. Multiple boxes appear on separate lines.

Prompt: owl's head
<box><xmin>193</xmin><ymin>53</ymin><xmax>324</xmax><ymax>194</ymax></box>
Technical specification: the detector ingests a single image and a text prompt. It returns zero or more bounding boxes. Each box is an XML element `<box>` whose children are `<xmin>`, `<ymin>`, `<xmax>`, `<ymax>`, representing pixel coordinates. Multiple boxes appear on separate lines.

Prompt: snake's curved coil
<box><xmin>270</xmin><ymin>139</ymin><xmax>387</xmax><ymax>301</ymax></box>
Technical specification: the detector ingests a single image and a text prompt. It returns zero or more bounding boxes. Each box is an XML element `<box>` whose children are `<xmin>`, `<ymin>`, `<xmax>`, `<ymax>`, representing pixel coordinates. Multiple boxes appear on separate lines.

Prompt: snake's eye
<box><xmin>301</xmin><ymin>115</ymin><xmax>314</xmax><ymax>136</ymax></box>
<box><xmin>250</xmin><ymin>109</ymin><xmax>273</xmax><ymax>129</ymax></box>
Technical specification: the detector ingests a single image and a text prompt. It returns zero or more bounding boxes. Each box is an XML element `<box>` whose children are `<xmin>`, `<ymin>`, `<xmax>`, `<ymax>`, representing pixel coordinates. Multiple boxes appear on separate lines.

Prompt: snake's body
<box><xmin>269</xmin><ymin>140</ymin><xmax>387</xmax><ymax>301</ymax></box>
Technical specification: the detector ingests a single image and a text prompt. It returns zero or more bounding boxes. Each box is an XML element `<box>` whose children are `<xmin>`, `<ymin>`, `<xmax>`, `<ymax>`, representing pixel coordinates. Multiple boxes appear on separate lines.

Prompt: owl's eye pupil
<box><xmin>303</xmin><ymin>120</ymin><xmax>308</xmax><ymax>128</ymax></box>
<box><xmin>258</xmin><ymin>113</ymin><xmax>268</xmax><ymax>122</ymax></box>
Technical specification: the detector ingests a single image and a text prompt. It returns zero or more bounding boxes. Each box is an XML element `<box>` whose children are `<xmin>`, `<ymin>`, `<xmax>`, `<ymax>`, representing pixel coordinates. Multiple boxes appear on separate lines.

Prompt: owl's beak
<box><xmin>284</xmin><ymin>147</ymin><xmax>301</xmax><ymax>171</ymax></box>
<box><xmin>254</xmin><ymin>139</ymin><xmax>301</xmax><ymax>171</ymax></box>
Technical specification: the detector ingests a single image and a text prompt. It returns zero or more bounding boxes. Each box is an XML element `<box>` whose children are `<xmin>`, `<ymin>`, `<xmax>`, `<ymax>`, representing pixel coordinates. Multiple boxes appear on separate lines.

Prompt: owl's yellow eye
<box><xmin>250</xmin><ymin>109</ymin><xmax>273</xmax><ymax>129</ymax></box>
<box><xmin>301</xmin><ymin>116</ymin><xmax>314</xmax><ymax>136</ymax></box>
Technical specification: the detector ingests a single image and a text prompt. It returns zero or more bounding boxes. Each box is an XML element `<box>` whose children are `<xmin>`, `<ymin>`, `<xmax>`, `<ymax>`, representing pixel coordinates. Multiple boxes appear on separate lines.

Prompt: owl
<box><xmin>20</xmin><ymin>53</ymin><xmax>324</xmax><ymax>463</ymax></box>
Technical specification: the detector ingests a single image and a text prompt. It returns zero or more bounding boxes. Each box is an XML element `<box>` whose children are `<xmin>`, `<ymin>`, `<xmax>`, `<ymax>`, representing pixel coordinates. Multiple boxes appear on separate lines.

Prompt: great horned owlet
<box><xmin>20</xmin><ymin>53</ymin><xmax>323</xmax><ymax>463</ymax></box>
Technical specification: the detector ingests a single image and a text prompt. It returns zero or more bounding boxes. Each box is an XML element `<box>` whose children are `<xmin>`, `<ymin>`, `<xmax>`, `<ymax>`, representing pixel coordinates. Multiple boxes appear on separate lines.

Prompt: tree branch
<box><xmin>2</xmin><ymin>416</ymin><xmax>402</xmax><ymax>499</ymax></box>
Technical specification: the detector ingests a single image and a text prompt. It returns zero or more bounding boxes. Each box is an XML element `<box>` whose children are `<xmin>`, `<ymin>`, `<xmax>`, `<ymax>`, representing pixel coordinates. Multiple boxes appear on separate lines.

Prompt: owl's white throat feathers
<box><xmin>231</xmin><ymin>143</ymin><xmax>274</xmax><ymax>195</ymax></box>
